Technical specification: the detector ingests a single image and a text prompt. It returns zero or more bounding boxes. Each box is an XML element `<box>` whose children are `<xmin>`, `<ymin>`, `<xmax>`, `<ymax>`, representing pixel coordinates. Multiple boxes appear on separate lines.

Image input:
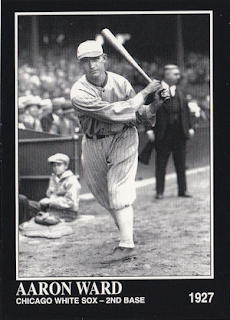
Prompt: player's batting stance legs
<box><xmin>82</xmin><ymin>127</ymin><xmax>138</xmax><ymax>260</ymax></box>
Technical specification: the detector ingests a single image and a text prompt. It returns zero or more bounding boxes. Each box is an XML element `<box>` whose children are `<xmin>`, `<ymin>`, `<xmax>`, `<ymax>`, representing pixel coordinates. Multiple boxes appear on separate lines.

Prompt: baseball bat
<box><xmin>101</xmin><ymin>28</ymin><xmax>152</xmax><ymax>83</ymax></box>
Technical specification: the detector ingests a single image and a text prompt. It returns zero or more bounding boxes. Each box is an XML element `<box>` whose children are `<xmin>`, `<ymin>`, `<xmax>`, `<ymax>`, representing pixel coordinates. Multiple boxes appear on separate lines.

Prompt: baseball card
<box><xmin>1</xmin><ymin>0</ymin><xmax>230</xmax><ymax>319</ymax></box>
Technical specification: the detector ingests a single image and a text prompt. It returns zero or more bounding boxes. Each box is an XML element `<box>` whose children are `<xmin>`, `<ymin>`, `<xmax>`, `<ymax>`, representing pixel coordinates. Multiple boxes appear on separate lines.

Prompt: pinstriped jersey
<box><xmin>70</xmin><ymin>71</ymin><xmax>155</xmax><ymax>137</ymax></box>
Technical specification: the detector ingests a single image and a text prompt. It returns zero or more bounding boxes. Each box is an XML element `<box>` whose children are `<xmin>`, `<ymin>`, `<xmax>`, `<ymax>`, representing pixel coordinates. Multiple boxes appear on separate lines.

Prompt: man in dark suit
<box><xmin>147</xmin><ymin>64</ymin><xmax>194</xmax><ymax>199</ymax></box>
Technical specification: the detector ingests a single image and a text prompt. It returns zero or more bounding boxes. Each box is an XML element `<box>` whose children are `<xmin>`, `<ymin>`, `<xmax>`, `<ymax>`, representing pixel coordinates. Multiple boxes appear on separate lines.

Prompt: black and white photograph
<box><xmin>1</xmin><ymin>1</ymin><xmax>230</xmax><ymax>320</ymax></box>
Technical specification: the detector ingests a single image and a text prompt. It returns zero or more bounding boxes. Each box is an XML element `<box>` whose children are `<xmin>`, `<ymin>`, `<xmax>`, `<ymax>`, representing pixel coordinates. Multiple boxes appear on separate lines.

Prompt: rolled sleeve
<box><xmin>71</xmin><ymin>92</ymin><xmax>137</xmax><ymax>123</ymax></box>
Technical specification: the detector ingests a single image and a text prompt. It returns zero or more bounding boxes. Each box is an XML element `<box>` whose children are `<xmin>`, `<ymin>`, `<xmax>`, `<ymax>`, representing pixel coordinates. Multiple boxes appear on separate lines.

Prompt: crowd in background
<box><xmin>18</xmin><ymin>47</ymin><xmax>210</xmax><ymax>135</ymax></box>
<box><xmin>18</xmin><ymin>95</ymin><xmax>80</xmax><ymax>135</ymax></box>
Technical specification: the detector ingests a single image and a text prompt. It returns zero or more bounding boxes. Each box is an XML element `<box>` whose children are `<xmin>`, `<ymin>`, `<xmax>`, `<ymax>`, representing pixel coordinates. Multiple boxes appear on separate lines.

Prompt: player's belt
<box><xmin>85</xmin><ymin>134</ymin><xmax>107</xmax><ymax>140</ymax></box>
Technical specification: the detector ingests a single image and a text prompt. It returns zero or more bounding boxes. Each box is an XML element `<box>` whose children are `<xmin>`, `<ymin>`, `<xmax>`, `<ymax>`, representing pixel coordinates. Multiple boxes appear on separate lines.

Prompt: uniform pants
<box><xmin>82</xmin><ymin>127</ymin><xmax>138</xmax><ymax>211</ymax></box>
<box><xmin>155</xmin><ymin>124</ymin><xmax>187</xmax><ymax>195</ymax></box>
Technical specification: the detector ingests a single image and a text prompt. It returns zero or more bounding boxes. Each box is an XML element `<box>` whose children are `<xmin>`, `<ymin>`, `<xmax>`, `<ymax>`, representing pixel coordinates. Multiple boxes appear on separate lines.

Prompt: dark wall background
<box><xmin>18</xmin><ymin>14</ymin><xmax>210</xmax><ymax>62</ymax></box>
<box><xmin>18</xmin><ymin>14</ymin><xmax>210</xmax><ymax>100</ymax></box>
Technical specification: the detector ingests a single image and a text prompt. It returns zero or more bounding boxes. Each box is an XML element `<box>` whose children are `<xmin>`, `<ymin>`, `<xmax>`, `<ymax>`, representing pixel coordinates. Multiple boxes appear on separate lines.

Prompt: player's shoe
<box><xmin>101</xmin><ymin>246</ymin><xmax>136</xmax><ymax>264</ymax></box>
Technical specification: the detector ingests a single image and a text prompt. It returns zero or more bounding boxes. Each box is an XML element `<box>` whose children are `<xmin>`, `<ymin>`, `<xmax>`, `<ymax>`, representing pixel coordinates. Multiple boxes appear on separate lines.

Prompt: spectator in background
<box><xmin>23</xmin><ymin>96</ymin><xmax>43</xmax><ymax>132</ymax></box>
<box><xmin>19</xmin><ymin>95</ymin><xmax>80</xmax><ymax>135</ymax></box>
<box><xmin>40</xmin><ymin>99</ymin><xmax>53</xmax><ymax>132</ymax></box>
<box><xmin>18</xmin><ymin>97</ymin><xmax>27</xmax><ymax>129</ymax></box>
<box><xmin>52</xmin><ymin>87</ymin><xmax>63</xmax><ymax>99</ymax></box>
<box><xmin>63</xmin><ymin>87</ymin><xmax>71</xmax><ymax>100</ymax></box>
<box><xmin>42</xmin><ymin>91</ymin><xmax>51</xmax><ymax>99</ymax></box>
<box><xmin>18</xmin><ymin>112</ymin><xmax>26</xmax><ymax>129</ymax></box>
<box><xmin>49</xmin><ymin>97</ymin><xmax>71</xmax><ymax>135</ymax></box>
<box><xmin>49</xmin><ymin>97</ymin><xmax>64</xmax><ymax>134</ymax></box>
<box><xmin>18</xmin><ymin>50</ymin><xmax>209</xmax><ymax>134</ymax></box>
<box><xmin>147</xmin><ymin>64</ymin><xmax>194</xmax><ymax>199</ymax></box>
<box><xmin>18</xmin><ymin>49</ymin><xmax>210</xmax><ymax>100</ymax></box>
<box><xmin>62</xmin><ymin>100</ymin><xmax>80</xmax><ymax>135</ymax></box>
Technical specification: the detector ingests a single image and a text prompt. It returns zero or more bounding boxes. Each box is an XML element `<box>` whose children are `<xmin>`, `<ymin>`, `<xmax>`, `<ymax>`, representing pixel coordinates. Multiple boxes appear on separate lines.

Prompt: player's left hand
<box><xmin>189</xmin><ymin>128</ymin><xmax>195</xmax><ymax>138</ymax></box>
<box><xmin>144</xmin><ymin>92</ymin><xmax>155</xmax><ymax>105</ymax></box>
<box><xmin>144</xmin><ymin>83</ymin><xmax>168</xmax><ymax>105</ymax></box>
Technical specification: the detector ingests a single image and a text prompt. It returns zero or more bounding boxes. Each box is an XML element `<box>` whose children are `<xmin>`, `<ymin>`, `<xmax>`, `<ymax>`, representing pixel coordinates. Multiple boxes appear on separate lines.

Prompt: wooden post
<box><xmin>177</xmin><ymin>15</ymin><xmax>185</xmax><ymax>73</ymax></box>
<box><xmin>31</xmin><ymin>16</ymin><xmax>39</xmax><ymax>67</ymax></box>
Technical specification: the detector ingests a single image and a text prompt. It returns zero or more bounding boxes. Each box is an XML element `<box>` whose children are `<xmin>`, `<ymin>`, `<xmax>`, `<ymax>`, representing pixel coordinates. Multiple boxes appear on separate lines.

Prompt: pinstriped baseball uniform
<box><xmin>70</xmin><ymin>71</ymin><xmax>155</xmax><ymax>210</ymax></box>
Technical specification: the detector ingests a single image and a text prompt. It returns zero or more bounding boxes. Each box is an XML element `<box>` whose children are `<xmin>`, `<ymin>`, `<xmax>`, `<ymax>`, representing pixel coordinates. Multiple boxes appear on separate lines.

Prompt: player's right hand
<box><xmin>145</xmin><ymin>80</ymin><xmax>163</xmax><ymax>95</ymax></box>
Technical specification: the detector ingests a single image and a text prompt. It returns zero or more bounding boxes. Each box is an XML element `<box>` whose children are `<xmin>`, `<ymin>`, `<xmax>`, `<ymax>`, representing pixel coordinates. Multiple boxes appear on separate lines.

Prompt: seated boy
<box><xmin>29</xmin><ymin>153</ymin><xmax>81</xmax><ymax>223</ymax></box>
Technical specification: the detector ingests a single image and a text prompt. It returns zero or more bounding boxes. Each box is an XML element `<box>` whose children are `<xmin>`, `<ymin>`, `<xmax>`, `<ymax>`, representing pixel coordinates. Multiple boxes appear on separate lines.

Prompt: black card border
<box><xmin>1</xmin><ymin>0</ymin><xmax>230</xmax><ymax>319</ymax></box>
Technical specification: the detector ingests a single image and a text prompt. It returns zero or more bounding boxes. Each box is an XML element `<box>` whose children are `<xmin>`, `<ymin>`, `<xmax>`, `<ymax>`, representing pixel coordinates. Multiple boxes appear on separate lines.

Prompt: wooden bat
<box><xmin>101</xmin><ymin>28</ymin><xmax>152</xmax><ymax>83</ymax></box>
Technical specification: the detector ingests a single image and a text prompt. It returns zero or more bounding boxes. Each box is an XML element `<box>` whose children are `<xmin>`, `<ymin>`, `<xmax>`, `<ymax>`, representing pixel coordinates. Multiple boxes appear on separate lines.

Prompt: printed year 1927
<box><xmin>189</xmin><ymin>292</ymin><xmax>214</xmax><ymax>303</ymax></box>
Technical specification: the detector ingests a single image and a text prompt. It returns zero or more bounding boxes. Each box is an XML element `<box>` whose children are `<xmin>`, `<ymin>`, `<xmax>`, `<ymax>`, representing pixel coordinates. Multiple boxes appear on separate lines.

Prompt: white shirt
<box><xmin>162</xmin><ymin>80</ymin><xmax>176</xmax><ymax>97</ymax></box>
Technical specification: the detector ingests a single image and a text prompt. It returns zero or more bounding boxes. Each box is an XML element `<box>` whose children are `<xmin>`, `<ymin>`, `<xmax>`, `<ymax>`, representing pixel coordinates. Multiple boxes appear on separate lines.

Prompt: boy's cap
<box><xmin>77</xmin><ymin>40</ymin><xmax>103</xmax><ymax>61</ymax></box>
<box><xmin>48</xmin><ymin>153</ymin><xmax>70</xmax><ymax>165</ymax></box>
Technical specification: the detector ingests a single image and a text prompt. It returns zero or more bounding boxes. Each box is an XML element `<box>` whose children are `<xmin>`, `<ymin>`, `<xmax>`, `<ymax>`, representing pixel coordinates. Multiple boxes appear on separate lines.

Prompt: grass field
<box><xmin>18</xmin><ymin>166</ymin><xmax>211</xmax><ymax>278</ymax></box>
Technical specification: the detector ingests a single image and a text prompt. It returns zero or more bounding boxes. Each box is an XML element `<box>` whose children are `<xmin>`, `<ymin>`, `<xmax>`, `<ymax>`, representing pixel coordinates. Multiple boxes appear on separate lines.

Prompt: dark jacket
<box><xmin>154</xmin><ymin>87</ymin><xmax>192</xmax><ymax>142</ymax></box>
<box><xmin>41</xmin><ymin>113</ymin><xmax>54</xmax><ymax>133</ymax></box>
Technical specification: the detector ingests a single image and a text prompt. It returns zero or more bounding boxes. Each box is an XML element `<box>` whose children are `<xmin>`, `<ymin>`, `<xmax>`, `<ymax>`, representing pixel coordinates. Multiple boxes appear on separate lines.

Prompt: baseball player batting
<box><xmin>70</xmin><ymin>39</ymin><xmax>164</xmax><ymax>264</ymax></box>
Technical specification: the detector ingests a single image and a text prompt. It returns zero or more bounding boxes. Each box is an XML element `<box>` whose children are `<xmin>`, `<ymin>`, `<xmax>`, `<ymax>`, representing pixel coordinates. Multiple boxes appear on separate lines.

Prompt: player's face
<box><xmin>165</xmin><ymin>68</ymin><xmax>181</xmax><ymax>86</ymax></box>
<box><xmin>79</xmin><ymin>55</ymin><xmax>107</xmax><ymax>80</ymax></box>
<box><xmin>52</xmin><ymin>162</ymin><xmax>68</xmax><ymax>177</ymax></box>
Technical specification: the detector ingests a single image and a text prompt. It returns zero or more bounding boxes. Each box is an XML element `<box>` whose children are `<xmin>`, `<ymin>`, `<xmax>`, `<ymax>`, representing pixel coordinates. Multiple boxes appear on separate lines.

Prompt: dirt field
<box><xmin>18</xmin><ymin>167</ymin><xmax>211</xmax><ymax>278</ymax></box>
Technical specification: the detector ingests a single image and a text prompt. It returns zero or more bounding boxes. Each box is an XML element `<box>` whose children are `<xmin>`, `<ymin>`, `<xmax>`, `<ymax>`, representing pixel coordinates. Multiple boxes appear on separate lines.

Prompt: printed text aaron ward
<box><xmin>16</xmin><ymin>281</ymin><xmax>122</xmax><ymax>296</ymax></box>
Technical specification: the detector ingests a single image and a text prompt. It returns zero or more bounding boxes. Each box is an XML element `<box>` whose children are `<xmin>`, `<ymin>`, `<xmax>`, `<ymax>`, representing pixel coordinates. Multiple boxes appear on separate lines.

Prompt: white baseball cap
<box><xmin>77</xmin><ymin>40</ymin><xmax>103</xmax><ymax>61</ymax></box>
<box><xmin>48</xmin><ymin>153</ymin><xmax>70</xmax><ymax>165</ymax></box>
